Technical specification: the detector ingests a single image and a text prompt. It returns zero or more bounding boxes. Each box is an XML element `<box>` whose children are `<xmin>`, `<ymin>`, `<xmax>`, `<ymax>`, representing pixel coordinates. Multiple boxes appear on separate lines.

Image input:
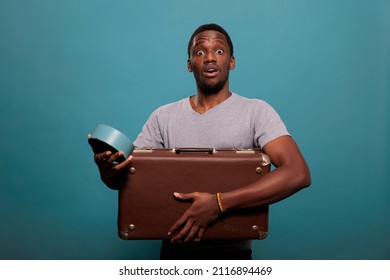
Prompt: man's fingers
<box><xmin>94</xmin><ymin>151</ymin><xmax>126</xmax><ymax>165</ymax></box>
<box><xmin>194</xmin><ymin>228</ymin><xmax>206</xmax><ymax>242</ymax></box>
<box><xmin>114</xmin><ymin>155</ymin><xmax>133</xmax><ymax>170</ymax></box>
<box><xmin>183</xmin><ymin>225</ymin><xmax>201</xmax><ymax>242</ymax></box>
<box><xmin>94</xmin><ymin>151</ymin><xmax>112</xmax><ymax>164</ymax></box>
<box><xmin>106</xmin><ymin>151</ymin><xmax>125</xmax><ymax>165</ymax></box>
<box><xmin>94</xmin><ymin>152</ymin><xmax>133</xmax><ymax>177</ymax></box>
<box><xmin>170</xmin><ymin>219</ymin><xmax>193</xmax><ymax>242</ymax></box>
<box><xmin>168</xmin><ymin>214</ymin><xmax>187</xmax><ymax>238</ymax></box>
<box><xmin>168</xmin><ymin>193</ymin><xmax>197</xmax><ymax>237</ymax></box>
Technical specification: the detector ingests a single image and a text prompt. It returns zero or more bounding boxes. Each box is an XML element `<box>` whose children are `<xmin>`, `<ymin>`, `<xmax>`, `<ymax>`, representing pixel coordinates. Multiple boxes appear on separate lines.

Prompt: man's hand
<box><xmin>89</xmin><ymin>134</ymin><xmax>132</xmax><ymax>188</ymax></box>
<box><xmin>168</xmin><ymin>192</ymin><xmax>221</xmax><ymax>242</ymax></box>
<box><xmin>94</xmin><ymin>150</ymin><xmax>133</xmax><ymax>181</ymax></box>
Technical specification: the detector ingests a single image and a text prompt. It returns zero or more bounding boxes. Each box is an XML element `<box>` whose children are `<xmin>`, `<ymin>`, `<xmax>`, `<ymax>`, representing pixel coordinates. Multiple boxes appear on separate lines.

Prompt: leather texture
<box><xmin>117</xmin><ymin>149</ymin><xmax>270</xmax><ymax>240</ymax></box>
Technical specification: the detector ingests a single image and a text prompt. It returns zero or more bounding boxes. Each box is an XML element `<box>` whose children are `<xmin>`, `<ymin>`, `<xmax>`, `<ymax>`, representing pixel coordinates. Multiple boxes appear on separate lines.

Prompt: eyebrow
<box><xmin>192</xmin><ymin>38</ymin><xmax>228</xmax><ymax>50</ymax></box>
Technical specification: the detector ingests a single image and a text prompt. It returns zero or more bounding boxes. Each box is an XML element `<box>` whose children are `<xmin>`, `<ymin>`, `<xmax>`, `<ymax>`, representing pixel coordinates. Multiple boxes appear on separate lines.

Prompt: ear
<box><xmin>187</xmin><ymin>59</ymin><xmax>193</xmax><ymax>72</ymax></box>
<box><xmin>229</xmin><ymin>56</ymin><xmax>235</xmax><ymax>70</ymax></box>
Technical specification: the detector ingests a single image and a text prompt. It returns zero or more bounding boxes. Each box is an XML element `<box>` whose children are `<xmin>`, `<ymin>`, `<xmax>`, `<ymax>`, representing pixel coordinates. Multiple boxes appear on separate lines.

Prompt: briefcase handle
<box><xmin>174</xmin><ymin>148</ymin><xmax>215</xmax><ymax>154</ymax></box>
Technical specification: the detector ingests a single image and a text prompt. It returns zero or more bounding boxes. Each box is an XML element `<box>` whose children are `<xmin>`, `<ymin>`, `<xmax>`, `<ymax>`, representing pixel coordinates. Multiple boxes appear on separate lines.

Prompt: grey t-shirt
<box><xmin>134</xmin><ymin>93</ymin><xmax>289</xmax><ymax>149</ymax></box>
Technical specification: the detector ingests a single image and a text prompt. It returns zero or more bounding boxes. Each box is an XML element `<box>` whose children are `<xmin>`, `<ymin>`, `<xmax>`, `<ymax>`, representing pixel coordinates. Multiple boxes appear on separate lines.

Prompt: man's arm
<box><xmin>169</xmin><ymin>135</ymin><xmax>311</xmax><ymax>242</ymax></box>
<box><xmin>222</xmin><ymin>135</ymin><xmax>311</xmax><ymax>210</ymax></box>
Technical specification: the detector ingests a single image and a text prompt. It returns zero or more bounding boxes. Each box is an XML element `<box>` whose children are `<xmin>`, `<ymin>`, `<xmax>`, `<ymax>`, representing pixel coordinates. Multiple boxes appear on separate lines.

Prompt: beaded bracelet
<box><xmin>216</xmin><ymin>192</ymin><xmax>226</xmax><ymax>213</ymax></box>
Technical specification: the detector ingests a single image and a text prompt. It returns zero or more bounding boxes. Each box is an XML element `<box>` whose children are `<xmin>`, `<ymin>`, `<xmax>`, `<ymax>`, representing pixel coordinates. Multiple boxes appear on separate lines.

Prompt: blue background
<box><xmin>0</xmin><ymin>0</ymin><xmax>389</xmax><ymax>259</ymax></box>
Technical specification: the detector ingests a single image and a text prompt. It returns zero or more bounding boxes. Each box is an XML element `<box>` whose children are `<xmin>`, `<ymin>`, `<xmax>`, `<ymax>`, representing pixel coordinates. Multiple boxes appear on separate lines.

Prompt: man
<box><xmin>93</xmin><ymin>23</ymin><xmax>311</xmax><ymax>259</ymax></box>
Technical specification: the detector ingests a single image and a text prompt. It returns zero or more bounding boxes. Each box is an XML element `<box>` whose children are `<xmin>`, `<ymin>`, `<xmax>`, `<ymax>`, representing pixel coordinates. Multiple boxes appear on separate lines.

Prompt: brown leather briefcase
<box><xmin>117</xmin><ymin>148</ymin><xmax>271</xmax><ymax>240</ymax></box>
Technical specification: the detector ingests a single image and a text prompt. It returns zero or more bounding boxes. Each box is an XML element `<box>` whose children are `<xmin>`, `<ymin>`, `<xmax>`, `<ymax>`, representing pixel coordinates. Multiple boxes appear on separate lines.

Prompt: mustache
<box><xmin>203</xmin><ymin>64</ymin><xmax>220</xmax><ymax>72</ymax></box>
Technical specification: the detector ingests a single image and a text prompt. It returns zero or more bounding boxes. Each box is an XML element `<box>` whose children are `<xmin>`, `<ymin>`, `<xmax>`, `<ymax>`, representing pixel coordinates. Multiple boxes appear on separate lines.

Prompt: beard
<box><xmin>196</xmin><ymin>72</ymin><xmax>229</xmax><ymax>95</ymax></box>
<box><xmin>199</xmin><ymin>79</ymin><xmax>226</xmax><ymax>95</ymax></box>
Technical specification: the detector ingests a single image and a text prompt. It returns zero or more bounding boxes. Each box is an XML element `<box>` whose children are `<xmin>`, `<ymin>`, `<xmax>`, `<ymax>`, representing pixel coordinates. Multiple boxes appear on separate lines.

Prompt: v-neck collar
<box><xmin>186</xmin><ymin>93</ymin><xmax>235</xmax><ymax>116</ymax></box>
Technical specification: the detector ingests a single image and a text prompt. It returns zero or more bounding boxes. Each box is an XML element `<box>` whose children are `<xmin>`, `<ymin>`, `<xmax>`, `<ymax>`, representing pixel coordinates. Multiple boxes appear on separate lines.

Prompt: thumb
<box><xmin>173</xmin><ymin>192</ymin><xmax>193</xmax><ymax>201</ymax></box>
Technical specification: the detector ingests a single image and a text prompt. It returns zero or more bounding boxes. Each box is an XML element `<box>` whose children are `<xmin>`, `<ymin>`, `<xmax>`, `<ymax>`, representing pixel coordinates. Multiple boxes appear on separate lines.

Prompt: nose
<box><xmin>205</xmin><ymin>51</ymin><xmax>216</xmax><ymax>63</ymax></box>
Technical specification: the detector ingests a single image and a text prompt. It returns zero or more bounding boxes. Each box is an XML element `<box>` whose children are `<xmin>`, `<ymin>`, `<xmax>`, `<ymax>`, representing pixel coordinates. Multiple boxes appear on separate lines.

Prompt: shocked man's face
<box><xmin>188</xmin><ymin>30</ymin><xmax>235</xmax><ymax>95</ymax></box>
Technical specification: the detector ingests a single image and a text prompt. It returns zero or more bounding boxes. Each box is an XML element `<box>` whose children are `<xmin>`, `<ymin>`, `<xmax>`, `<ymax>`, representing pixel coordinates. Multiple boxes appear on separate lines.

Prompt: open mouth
<box><xmin>203</xmin><ymin>65</ymin><xmax>219</xmax><ymax>76</ymax></box>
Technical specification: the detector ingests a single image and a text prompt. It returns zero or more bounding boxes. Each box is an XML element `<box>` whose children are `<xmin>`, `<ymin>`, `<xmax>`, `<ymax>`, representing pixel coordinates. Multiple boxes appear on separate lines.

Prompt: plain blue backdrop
<box><xmin>0</xmin><ymin>0</ymin><xmax>389</xmax><ymax>259</ymax></box>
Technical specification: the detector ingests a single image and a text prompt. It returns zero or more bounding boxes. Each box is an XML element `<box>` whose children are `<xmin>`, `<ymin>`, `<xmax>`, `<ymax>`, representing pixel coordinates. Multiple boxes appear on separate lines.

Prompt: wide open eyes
<box><xmin>195</xmin><ymin>49</ymin><xmax>224</xmax><ymax>56</ymax></box>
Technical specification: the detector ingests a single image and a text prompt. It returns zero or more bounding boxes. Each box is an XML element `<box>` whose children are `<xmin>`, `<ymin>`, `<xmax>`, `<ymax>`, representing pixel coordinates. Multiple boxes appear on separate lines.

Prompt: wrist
<box><xmin>100</xmin><ymin>173</ymin><xmax>123</xmax><ymax>190</ymax></box>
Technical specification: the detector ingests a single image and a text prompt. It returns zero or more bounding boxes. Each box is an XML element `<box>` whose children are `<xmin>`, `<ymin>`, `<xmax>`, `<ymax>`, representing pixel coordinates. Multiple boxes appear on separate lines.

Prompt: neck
<box><xmin>191</xmin><ymin>90</ymin><xmax>232</xmax><ymax>114</ymax></box>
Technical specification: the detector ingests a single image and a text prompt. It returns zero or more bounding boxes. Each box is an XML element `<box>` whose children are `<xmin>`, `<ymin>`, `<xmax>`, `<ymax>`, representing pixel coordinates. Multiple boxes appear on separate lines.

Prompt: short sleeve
<box><xmin>133</xmin><ymin>109</ymin><xmax>165</xmax><ymax>148</ymax></box>
<box><xmin>253</xmin><ymin>101</ymin><xmax>290</xmax><ymax>149</ymax></box>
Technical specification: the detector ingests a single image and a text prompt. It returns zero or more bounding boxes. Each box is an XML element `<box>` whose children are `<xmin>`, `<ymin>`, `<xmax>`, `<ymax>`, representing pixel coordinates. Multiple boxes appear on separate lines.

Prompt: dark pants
<box><xmin>160</xmin><ymin>240</ymin><xmax>252</xmax><ymax>260</ymax></box>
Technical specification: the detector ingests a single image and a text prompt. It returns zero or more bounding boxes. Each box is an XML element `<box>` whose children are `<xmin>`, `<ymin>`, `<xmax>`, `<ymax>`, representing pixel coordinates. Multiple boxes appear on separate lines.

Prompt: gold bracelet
<box><xmin>216</xmin><ymin>192</ymin><xmax>226</xmax><ymax>213</ymax></box>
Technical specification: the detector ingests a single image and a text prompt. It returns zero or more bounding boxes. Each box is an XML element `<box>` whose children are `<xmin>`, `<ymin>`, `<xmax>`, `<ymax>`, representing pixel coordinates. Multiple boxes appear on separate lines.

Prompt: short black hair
<box><xmin>187</xmin><ymin>23</ymin><xmax>234</xmax><ymax>58</ymax></box>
